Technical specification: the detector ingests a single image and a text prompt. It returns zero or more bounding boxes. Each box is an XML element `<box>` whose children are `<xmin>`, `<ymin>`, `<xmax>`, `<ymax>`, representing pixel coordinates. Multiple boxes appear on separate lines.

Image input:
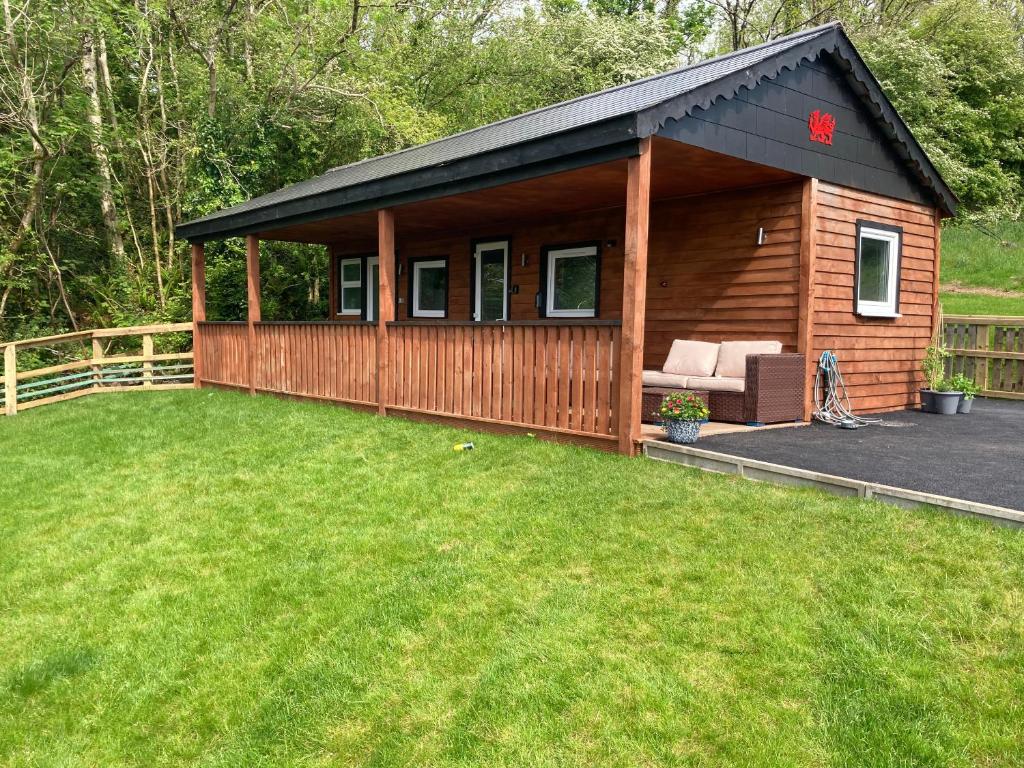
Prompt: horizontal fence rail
<box><xmin>2</xmin><ymin>323</ymin><xmax>194</xmax><ymax>416</ymax></box>
<box><xmin>384</xmin><ymin>322</ymin><xmax>621</xmax><ymax>438</ymax></box>
<box><xmin>944</xmin><ymin>314</ymin><xmax>1024</xmax><ymax>399</ymax></box>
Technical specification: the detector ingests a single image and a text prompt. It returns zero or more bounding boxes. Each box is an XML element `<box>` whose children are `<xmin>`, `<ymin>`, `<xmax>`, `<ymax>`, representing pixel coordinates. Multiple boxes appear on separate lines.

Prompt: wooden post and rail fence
<box><xmin>943</xmin><ymin>315</ymin><xmax>1024</xmax><ymax>400</ymax></box>
<box><xmin>1</xmin><ymin>323</ymin><xmax>194</xmax><ymax>416</ymax></box>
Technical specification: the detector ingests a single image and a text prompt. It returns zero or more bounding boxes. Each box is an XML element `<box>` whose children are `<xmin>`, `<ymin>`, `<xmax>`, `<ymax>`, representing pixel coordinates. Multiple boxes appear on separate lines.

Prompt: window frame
<box><xmin>470</xmin><ymin>238</ymin><xmax>510</xmax><ymax>322</ymax></box>
<box><xmin>540</xmin><ymin>242</ymin><xmax>601</xmax><ymax>319</ymax></box>
<box><xmin>408</xmin><ymin>256</ymin><xmax>449</xmax><ymax>319</ymax></box>
<box><xmin>336</xmin><ymin>256</ymin><xmax>365</xmax><ymax>317</ymax></box>
<box><xmin>854</xmin><ymin>220</ymin><xmax>902</xmax><ymax>319</ymax></box>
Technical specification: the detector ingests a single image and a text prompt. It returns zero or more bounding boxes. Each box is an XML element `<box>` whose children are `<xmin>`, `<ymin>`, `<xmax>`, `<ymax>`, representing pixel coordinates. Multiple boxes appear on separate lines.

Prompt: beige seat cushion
<box><xmin>688</xmin><ymin>375</ymin><xmax>746</xmax><ymax>393</ymax></box>
<box><xmin>662</xmin><ymin>339</ymin><xmax>720</xmax><ymax>377</ymax></box>
<box><xmin>642</xmin><ymin>370</ymin><xmax>690</xmax><ymax>388</ymax></box>
<box><xmin>715</xmin><ymin>340</ymin><xmax>783</xmax><ymax>378</ymax></box>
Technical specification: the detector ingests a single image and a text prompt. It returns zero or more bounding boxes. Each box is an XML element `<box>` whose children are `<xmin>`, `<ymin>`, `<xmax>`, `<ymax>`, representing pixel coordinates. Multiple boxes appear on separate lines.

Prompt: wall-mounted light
<box><xmin>397</xmin><ymin>262</ymin><xmax>403</xmax><ymax>276</ymax></box>
<box><xmin>521</xmin><ymin>253</ymin><xmax>528</xmax><ymax>267</ymax></box>
<box><xmin>756</xmin><ymin>227</ymin><xmax>766</xmax><ymax>246</ymax></box>
<box><xmin>660</xmin><ymin>280</ymin><xmax>669</xmax><ymax>288</ymax></box>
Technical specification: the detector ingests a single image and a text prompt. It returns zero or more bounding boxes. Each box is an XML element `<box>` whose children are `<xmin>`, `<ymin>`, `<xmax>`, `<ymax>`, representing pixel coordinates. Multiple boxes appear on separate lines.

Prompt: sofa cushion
<box><xmin>662</xmin><ymin>339</ymin><xmax>720</xmax><ymax>377</ymax></box>
<box><xmin>642</xmin><ymin>370</ymin><xmax>690</xmax><ymax>388</ymax></box>
<box><xmin>715</xmin><ymin>340</ymin><xmax>782</xmax><ymax>378</ymax></box>
<box><xmin>688</xmin><ymin>375</ymin><xmax>746</xmax><ymax>393</ymax></box>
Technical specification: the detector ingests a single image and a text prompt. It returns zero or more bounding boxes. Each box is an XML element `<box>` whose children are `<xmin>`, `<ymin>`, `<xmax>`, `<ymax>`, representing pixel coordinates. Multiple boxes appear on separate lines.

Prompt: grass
<box><xmin>2</xmin><ymin>390</ymin><xmax>1023</xmax><ymax>767</ymax></box>
<box><xmin>940</xmin><ymin>220</ymin><xmax>1024</xmax><ymax>315</ymax></box>
<box><xmin>938</xmin><ymin>291</ymin><xmax>1024</xmax><ymax>316</ymax></box>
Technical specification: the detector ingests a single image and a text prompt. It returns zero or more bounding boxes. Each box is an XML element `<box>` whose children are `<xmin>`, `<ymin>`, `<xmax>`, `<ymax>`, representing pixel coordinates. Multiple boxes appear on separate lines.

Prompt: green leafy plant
<box><xmin>922</xmin><ymin>344</ymin><xmax>951</xmax><ymax>390</ymax></box>
<box><xmin>659</xmin><ymin>392</ymin><xmax>709</xmax><ymax>422</ymax></box>
<box><xmin>949</xmin><ymin>373</ymin><xmax>981</xmax><ymax>399</ymax></box>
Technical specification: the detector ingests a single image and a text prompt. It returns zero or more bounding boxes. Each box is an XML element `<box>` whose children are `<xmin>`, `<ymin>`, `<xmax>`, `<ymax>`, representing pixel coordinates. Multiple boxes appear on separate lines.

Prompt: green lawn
<box><xmin>940</xmin><ymin>221</ymin><xmax>1024</xmax><ymax>316</ymax></box>
<box><xmin>2</xmin><ymin>391</ymin><xmax>1023</xmax><ymax>767</ymax></box>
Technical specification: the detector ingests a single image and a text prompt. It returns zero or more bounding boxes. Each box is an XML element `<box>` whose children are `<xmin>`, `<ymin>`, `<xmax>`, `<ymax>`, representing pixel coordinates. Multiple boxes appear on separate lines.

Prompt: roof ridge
<box><xmin>324</xmin><ymin>21</ymin><xmax>842</xmax><ymax>176</ymax></box>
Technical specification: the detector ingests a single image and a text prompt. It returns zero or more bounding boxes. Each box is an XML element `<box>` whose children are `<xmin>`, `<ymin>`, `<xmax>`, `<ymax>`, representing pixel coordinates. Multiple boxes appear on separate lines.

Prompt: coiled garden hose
<box><xmin>813</xmin><ymin>350</ymin><xmax>882</xmax><ymax>427</ymax></box>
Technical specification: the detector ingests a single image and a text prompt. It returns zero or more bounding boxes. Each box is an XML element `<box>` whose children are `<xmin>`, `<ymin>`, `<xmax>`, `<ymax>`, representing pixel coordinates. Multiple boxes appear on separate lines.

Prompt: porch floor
<box><xmin>646</xmin><ymin>399</ymin><xmax>1023</xmax><ymax>515</ymax></box>
<box><xmin>640</xmin><ymin>419</ymin><xmax>805</xmax><ymax>441</ymax></box>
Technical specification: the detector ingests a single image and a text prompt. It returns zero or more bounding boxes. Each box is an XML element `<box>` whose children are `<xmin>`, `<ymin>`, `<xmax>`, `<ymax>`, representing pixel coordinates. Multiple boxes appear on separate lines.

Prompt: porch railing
<box><xmin>944</xmin><ymin>314</ymin><xmax>1024</xmax><ymax>399</ymax></box>
<box><xmin>1</xmin><ymin>323</ymin><xmax>194</xmax><ymax>416</ymax></box>
<box><xmin>196</xmin><ymin>319</ymin><xmax>621</xmax><ymax>442</ymax></box>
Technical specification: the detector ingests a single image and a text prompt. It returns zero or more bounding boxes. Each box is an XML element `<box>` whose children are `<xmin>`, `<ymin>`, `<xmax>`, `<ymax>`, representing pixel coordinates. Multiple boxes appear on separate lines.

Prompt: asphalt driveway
<box><xmin>700</xmin><ymin>398</ymin><xmax>1024</xmax><ymax>511</ymax></box>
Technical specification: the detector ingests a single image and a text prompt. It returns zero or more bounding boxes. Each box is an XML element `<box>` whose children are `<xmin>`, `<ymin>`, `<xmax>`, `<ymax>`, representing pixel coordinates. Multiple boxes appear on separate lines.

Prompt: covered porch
<box><xmin>188</xmin><ymin>137</ymin><xmax>808</xmax><ymax>454</ymax></box>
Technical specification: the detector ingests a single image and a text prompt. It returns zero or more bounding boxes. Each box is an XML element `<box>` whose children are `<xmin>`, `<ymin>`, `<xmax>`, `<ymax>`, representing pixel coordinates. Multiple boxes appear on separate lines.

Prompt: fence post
<box><xmin>975</xmin><ymin>323</ymin><xmax>990</xmax><ymax>393</ymax></box>
<box><xmin>92</xmin><ymin>335</ymin><xmax>104</xmax><ymax>389</ymax></box>
<box><xmin>142</xmin><ymin>334</ymin><xmax>154</xmax><ymax>387</ymax></box>
<box><xmin>4</xmin><ymin>343</ymin><xmax>16</xmax><ymax>416</ymax></box>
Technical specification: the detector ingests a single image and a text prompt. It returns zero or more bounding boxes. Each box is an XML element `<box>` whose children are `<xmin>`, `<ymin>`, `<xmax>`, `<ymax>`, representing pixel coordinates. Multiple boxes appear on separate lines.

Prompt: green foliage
<box><xmin>3</xmin><ymin>0</ymin><xmax>1024</xmax><ymax>343</ymax></box>
<box><xmin>922</xmin><ymin>344</ymin><xmax>951</xmax><ymax>389</ymax></box>
<box><xmin>659</xmin><ymin>390</ymin><xmax>710</xmax><ymax>420</ymax></box>
<box><xmin>2</xmin><ymin>389</ymin><xmax>1023</xmax><ymax>764</ymax></box>
<box><xmin>949</xmin><ymin>372</ymin><xmax>981</xmax><ymax>398</ymax></box>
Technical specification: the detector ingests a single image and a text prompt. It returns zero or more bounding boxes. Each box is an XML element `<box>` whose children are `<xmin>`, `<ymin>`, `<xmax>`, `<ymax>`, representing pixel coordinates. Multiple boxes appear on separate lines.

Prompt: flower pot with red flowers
<box><xmin>659</xmin><ymin>392</ymin><xmax>711</xmax><ymax>444</ymax></box>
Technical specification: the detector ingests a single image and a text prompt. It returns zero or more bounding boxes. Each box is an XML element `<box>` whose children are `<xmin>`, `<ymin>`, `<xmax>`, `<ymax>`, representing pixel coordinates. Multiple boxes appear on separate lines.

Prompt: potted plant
<box><xmin>659</xmin><ymin>391</ymin><xmax>710</xmax><ymax>444</ymax></box>
<box><xmin>949</xmin><ymin>373</ymin><xmax>980</xmax><ymax>413</ymax></box>
<box><xmin>932</xmin><ymin>378</ymin><xmax>963</xmax><ymax>415</ymax></box>
<box><xmin>920</xmin><ymin>343</ymin><xmax>950</xmax><ymax>413</ymax></box>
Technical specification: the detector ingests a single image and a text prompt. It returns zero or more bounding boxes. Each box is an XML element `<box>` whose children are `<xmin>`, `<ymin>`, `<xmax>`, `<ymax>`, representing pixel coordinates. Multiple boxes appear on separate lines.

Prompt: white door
<box><xmin>473</xmin><ymin>241</ymin><xmax>508</xmax><ymax>322</ymax></box>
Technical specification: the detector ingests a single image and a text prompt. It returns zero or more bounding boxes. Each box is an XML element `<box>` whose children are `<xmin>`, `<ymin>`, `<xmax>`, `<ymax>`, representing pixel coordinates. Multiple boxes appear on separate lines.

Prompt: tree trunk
<box><xmin>82</xmin><ymin>29</ymin><xmax>127</xmax><ymax>263</ymax></box>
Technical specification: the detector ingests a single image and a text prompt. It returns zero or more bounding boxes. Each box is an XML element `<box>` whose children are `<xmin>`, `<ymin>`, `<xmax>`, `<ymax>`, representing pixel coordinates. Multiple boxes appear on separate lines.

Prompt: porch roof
<box><xmin>176</xmin><ymin>22</ymin><xmax>955</xmax><ymax>243</ymax></box>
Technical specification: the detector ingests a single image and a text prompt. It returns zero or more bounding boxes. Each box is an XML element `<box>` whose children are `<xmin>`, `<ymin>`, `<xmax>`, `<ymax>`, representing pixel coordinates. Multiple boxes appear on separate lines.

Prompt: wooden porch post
<box><xmin>191</xmin><ymin>241</ymin><xmax>206</xmax><ymax>388</ymax></box>
<box><xmin>618</xmin><ymin>137</ymin><xmax>652</xmax><ymax>455</ymax></box>
<box><xmin>377</xmin><ymin>209</ymin><xmax>396</xmax><ymax>415</ymax></box>
<box><xmin>797</xmin><ymin>177</ymin><xmax>818</xmax><ymax>421</ymax></box>
<box><xmin>246</xmin><ymin>234</ymin><xmax>261</xmax><ymax>395</ymax></box>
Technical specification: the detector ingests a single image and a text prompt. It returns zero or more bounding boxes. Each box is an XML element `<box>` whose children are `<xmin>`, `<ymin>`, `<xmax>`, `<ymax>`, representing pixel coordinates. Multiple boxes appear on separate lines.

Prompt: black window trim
<box><xmin>407</xmin><ymin>255</ymin><xmax>450</xmax><ymax>319</ymax></box>
<box><xmin>335</xmin><ymin>253</ymin><xmax>376</xmax><ymax>320</ymax></box>
<box><xmin>853</xmin><ymin>219</ymin><xmax>903</xmax><ymax>319</ymax></box>
<box><xmin>469</xmin><ymin>236</ymin><xmax>512</xmax><ymax>322</ymax></box>
<box><xmin>538</xmin><ymin>240</ymin><xmax>602</xmax><ymax>319</ymax></box>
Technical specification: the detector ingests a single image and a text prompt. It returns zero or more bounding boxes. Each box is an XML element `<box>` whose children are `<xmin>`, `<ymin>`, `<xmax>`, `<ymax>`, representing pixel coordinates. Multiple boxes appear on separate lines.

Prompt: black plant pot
<box><xmin>932</xmin><ymin>391</ymin><xmax>963</xmax><ymax>415</ymax></box>
<box><xmin>920</xmin><ymin>388</ymin><xmax>936</xmax><ymax>413</ymax></box>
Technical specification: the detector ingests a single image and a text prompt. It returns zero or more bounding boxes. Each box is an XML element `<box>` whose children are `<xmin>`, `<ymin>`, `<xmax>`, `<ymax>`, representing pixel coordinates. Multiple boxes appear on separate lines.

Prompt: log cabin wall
<box><xmin>811</xmin><ymin>182</ymin><xmax>939</xmax><ymax>413</ymax></box>
<box><xmin>328</xmin><ymin>208</ymin><xmax>627</xmax><ymax>322</ymax></box>
<box><xmin>644</xmin><ymin>181</ymin><xmax>804</xmax><ymax>367</ymax></box>
<box><xmin>328</xmin><ymin>180</ymin><xmax>804</xmax><ymax>372</ymax></box>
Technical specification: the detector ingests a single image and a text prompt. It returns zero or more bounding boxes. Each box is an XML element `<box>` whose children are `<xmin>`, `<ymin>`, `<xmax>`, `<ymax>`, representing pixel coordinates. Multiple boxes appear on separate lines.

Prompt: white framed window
<box><xmin>473</xmin><ymin>240</ymin><xmax>509</xmax><ymax>322</ymax></box>
<box><xmin>855</xmin><ymin>223</ymin><xmax>901</xmax><ymax>318</ymax></box>
<box><xmin>545</xmin><ymin>245</ymin><xmax>598</xmax><ymax>318</ymax></box>
<box><xmin>411</xmin><ymin>258</ymin><xmax>447</xmax><ymax>318</ymax></box>
<box><xmin>338</xmin><ymin>257</ymin><xmax>362</xmax><ymax>316</ymax></box>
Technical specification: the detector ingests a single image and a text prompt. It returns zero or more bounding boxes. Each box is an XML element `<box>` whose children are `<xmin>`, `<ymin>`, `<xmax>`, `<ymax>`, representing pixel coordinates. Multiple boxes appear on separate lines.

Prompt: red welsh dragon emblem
<box><xmin>808</xmin><ymin>110</ymin><xmax>836</xmax><ymax>145</ymax></box>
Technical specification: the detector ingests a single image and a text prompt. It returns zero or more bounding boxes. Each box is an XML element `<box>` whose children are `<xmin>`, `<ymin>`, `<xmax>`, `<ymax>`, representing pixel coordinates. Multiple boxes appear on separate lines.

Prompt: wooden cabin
<box><xmin>177</xmin><ymin>23</ymin><xmax>956</xmax><ymax>455</ymax></box>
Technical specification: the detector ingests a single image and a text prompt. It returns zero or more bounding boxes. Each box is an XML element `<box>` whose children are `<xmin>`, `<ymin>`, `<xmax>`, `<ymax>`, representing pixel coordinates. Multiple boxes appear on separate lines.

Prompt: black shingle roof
<box><xmin>177</xmin><ymin>22</ymin><xmax>954</xmax><ymax>240</ymax></box>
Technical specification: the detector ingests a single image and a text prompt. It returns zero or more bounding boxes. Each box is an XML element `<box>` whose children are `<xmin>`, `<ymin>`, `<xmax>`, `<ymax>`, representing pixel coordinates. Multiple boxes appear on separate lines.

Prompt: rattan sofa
<box><xmin>642</xmin><ymin>340</ymin><xmax>806</xmax><ymax>425</ymax></box>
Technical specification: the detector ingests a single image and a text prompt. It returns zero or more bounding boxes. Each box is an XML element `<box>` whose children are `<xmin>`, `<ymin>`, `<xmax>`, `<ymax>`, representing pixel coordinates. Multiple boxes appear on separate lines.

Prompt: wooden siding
<box><xmin>198</xmin><ymin>322</ymin><xmax>249</xmax><ymax>389</ymax></box>
<box><xmin>385</xmin><ymin>322</ymin><xmax>620</xmax><ymax>437</ymax></box>
<box><xmin>331</xmin><ymin>181</ymin><xmax>805</xmax><ymax>373</ymax></box>
<box><xmin>811</xmin><ymin>182</ymin><xmax>939</xmax><ymax>413</ymax></box>
<box><xmin>254</xmin><ymin>322</ymin><xmax>377</xmax><ymax>404</ymax></box>
<box><xmin>644</xmin><ymin>182</ymin><xmax>804</xmax><ymax>367</ymax></box>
